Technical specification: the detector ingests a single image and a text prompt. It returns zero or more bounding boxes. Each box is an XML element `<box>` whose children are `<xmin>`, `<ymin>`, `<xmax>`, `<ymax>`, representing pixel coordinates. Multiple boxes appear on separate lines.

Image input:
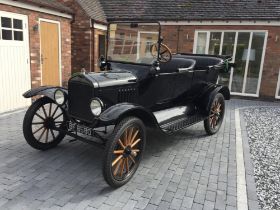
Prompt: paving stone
<box><xmin>135</xmin><ymin>197</ymin><xmax>150</xmax><ymax>209</ymax></box>
<box><xmin>157</xmin><ymin>200</ymin><xmax>170</xmax><ymax>210</ymax></box>
<box><xmin>205</xmin><ymin>190</ymin><xmax>216</xmax><ymax>202</ymax></box>
<box><xmin>203</xmin><ymin>200</ymin><xmax>215</xmax><ymax>210</ymax></box>
<box><xmin>192</xmin><ymin>202</ymin><xmax>203</xmax><ymax>210</ymax></box>
<box><xmin>145</xmin><ymin>203</ymin><xmax>158</xmax><ymax>210</ymax></box>
<box><xmin>226</xmin><ymin>195</ymin><xmax>236</xmax><ymax>207</ymax></box>
<box><xmin>0</xmin><ymin>100</ymin><xmax>277</xmax><ymax>209</ymax></box>
<box><xmin>162</xmin><ymin>191</ymin><xmax>175</xmax><ymax>202</ymax></box>
<box><xmin>185</xmin><ymin>187</ymin><xmax>196</xmax><ymax>198</ymax></box>
<box><xmin>182</xmin><ymin>197</ymin><xmax>193</xmax><ymax>208</ymax></box>
<box><xmin>170</xmin><ymin>197</ymin><xmax>183</xmax><ymax>209</ymax></box>
<box><xmin>122</xmin><ymin>200</ymin><xmax>137</xmax><ymax>210</ymax></box>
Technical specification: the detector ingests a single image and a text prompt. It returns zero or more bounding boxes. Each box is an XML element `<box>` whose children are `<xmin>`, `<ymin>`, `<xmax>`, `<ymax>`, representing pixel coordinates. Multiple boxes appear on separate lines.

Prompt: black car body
<box><xmin>22</xmin><ymin>22</ymin><xmax>231</xmax><ymax>187</ymax></box>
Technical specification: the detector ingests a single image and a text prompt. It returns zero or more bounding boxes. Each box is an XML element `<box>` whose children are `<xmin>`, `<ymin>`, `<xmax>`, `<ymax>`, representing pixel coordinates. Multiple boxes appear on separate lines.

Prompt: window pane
<box><xmin>218</xmin><ymin>32</ymin><xmax>236</xmax><ymax>87</ymax></box>
<box><xmin>231</xmin><ymin>32</ymin><xmax>251</xmax><ymax>93</ymax></box>
<box><xmin>14</xmin><ymin>31</ymin><xmax>23</xmax><ymax>41</ymax></box>
<box><xmin>196</xmin><ymin>32</ymin><xmax>207</xmax><ymax>54</ymax></box>
<box><xmin>222</xmin><ymin>32</ymin><xmax>236</xmax><ymax>55</ymax></box>
<box><xmin>209</xmin><ymin>32</ymin><xmax>221</xmax><ymax>55</ymax></box>
<box><xmin>98</xmin><ymin>34</ymin><xmax>106</xmax><ymax>58</ymax></box>
<box><xmin>2</xmin><ymin>29</ymin><xmax>12</xmax><ymax>40</ymax></box>
<box><xmin>13</xmin><ymin>19</ymin><xmax>23</xmax><ymax>29</ymax></box>
<box><xmin>245</xmin><ymin>32</ymin><xmax>265</xmax><ymax>94</ymax></box>
<box><xmin>1</xmin><ymin>17</ymin><xmax>12</xmax><ymax>28</ymax></box>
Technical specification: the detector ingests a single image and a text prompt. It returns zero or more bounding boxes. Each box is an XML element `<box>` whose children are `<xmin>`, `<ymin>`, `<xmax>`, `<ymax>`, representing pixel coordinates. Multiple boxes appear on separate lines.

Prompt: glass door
<box><xmin>245</xmin><ymin>32</ymin><xmax>266</xmax><ymax>94</ymax></box>
<box><xmin>231</xmin><ymin>32</ymin><xmax>251</xmax><ymax>93</ymax></box>
<box><xmin>219</xmin><ymin>32</ymin><xmax>236</xmax><ymax>87</ymax></box>
<box><xmin>194</xmin><ymin>30</ymin><xmax>267</xmax><ymax>96</ymax></box>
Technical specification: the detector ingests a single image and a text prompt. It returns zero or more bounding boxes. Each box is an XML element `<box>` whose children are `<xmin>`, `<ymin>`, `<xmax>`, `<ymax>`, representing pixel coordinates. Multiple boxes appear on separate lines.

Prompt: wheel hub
<box><xmin>44</xmin><ymin>117</ymin><xmax>55</xmax><ymax>129</ymax></box>
<box><xmin>123</xmin><ymin>146</ymin><xmax>132</xmax><ymax>158</ymax></box>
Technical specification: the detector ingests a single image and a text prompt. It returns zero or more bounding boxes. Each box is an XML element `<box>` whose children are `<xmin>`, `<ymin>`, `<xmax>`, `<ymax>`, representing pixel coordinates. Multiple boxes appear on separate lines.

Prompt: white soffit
<box><xmin>0</xmin><ymin>0</ymin><xmax>72</xmax><ymax>19</ymax></box>
<box><xmin>160</xmin><ymin>20</ymin><xmax>280</xmax><ymax>26</ymax></box>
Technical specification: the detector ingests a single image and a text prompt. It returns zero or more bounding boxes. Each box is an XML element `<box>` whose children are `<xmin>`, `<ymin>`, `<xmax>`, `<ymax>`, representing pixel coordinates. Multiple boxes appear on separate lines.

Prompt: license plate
<box><xmin>67</xmin><ymin>121</ymin><xmax>94</xmax><ymax>136</ymax></box>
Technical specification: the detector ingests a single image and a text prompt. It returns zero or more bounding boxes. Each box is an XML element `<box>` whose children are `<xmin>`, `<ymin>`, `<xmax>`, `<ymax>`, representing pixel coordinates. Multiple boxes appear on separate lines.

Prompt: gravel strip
<box><xmin>243</xmin><ymin>107</ymin><xmax>280</xmax><ymax>210</ymax></box>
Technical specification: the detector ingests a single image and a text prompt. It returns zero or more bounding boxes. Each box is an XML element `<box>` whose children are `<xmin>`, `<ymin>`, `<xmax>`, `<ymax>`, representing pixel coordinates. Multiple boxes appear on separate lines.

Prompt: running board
<box><xmin>159</xmin><ymin>114</ymin><xmax>206</xmax><ymax>133</ymax></box>
<box><xmin>153</xmin><ymin>106</ymin><xmax>207</xmax><ymax>134</ymax></box>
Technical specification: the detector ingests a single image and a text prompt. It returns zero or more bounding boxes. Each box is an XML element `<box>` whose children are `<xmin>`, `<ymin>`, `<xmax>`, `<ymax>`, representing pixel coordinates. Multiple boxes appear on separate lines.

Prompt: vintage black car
<box><xmin>22</xmin><ymin>22</ymin><xmax>231</xmax><ymax>187</ymax></box>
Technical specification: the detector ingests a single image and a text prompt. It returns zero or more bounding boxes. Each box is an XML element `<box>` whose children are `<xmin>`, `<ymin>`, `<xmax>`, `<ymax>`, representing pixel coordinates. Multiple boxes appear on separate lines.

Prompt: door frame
<box><xmin>39</xmin><ymin>18</ymin><xmax>62</xmax><ymax>86</ymax></box>
<box><xmin>276</xmin><ymin>68</ymin><xmax>280</xmax><ymax>99</ymax></box>
<box><xmin>193</xmin><ymin>30</ymin><xmax>268</xmax><ymax>97</ymax></box>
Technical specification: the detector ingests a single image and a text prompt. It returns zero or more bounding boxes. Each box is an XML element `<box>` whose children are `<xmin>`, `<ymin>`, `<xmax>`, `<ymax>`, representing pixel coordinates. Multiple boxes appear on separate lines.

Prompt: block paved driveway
<box><xmin>0</xmin><ymin>99</ymin><xmax>278</xmax><ymax>210</ymax></box>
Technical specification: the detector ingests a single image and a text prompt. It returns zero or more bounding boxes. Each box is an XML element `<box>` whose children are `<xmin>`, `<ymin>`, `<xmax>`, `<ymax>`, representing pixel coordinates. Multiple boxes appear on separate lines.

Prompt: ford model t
<box><xmin>22</xmin><ymin>22</ymin><xmax>231</xmax><ymax>187</ymax></box>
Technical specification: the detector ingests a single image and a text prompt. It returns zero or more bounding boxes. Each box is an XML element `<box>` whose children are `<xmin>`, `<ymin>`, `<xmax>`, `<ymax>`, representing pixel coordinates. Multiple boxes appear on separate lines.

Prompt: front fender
<box><xmin>23</xmin><ymin>86</ymin><xmax>68</xmax><ymax>101</ymax></box>
<box><xmin>99</xmin><ymin>103</ymin><xmax>158</xmax><ymax>128</ymax></box>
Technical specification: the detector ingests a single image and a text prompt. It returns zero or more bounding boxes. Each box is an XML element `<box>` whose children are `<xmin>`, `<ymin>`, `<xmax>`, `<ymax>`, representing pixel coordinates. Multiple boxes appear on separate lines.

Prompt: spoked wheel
<box><xmin>23</xmin><ymin>97</ymin><xmax>66</xmax><ymax>150</ymax></box>
<box><xmin>204</xmin><ymin>93</ymin><xmax>225</xmax><ymax>135</ymax></box>
<box><xmin>103</xmin><ymin>117</ymin><xmax>146</xmax><ymax>188</ymax></box>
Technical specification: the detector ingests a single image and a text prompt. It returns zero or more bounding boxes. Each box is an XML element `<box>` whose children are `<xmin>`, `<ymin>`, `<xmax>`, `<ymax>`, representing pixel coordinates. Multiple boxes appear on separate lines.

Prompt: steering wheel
<box><xmin>150</xmin><ymin>43</ymin><xmax>172</xmax><ymax>63</ymax></box>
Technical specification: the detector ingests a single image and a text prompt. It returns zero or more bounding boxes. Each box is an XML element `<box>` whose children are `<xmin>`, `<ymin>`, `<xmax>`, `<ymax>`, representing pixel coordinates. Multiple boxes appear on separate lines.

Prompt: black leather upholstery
<box><xmin>174</xmin><ymin>54</ymin><xmax>223</xmax><ymax>70</ymax></box>
<box><xmin>159</xmin><ymin>58</ymin><xmax>196</xmax><ymax>73</ymax></box>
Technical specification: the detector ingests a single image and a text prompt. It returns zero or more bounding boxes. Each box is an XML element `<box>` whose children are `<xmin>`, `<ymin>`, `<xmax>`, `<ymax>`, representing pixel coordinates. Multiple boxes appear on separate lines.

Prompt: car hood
<box><xmin>71</xmin><ymin>71</ymin><xmax>137</xmax><ymax>88</ymax></box>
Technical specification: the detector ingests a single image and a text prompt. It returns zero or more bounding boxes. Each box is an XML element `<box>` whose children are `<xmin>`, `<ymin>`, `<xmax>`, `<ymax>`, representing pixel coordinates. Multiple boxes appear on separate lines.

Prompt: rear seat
<box><xmin>174</xmin><ymin>55</ymin><xmax>223</xmax><ymax>70</ymax></box>
<box><xmin>160</xmin><ymin>58</ymin><xmax>196</xmax><ymax>73</ymax></box>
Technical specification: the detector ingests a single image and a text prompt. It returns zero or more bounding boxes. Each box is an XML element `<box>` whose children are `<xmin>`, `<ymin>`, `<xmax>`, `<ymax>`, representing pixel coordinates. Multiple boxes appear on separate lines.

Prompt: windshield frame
<box><xmin>106</xmin><ymin>21</ymin><xmax>162</xmax><ymax>66</ymax></box>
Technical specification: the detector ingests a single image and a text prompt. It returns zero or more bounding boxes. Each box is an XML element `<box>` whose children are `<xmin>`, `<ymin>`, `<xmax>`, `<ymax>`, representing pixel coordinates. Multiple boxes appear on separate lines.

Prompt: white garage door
<box><xmin>0</xmin><ymin>11</ymin><xmax>31</xmax><ymax>113</ymax></box>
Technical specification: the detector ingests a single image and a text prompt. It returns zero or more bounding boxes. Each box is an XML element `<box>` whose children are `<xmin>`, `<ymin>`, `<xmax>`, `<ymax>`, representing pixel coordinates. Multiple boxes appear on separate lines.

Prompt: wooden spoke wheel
<box><xmin>103</xmin><ymin>117</ymin><xmax>146</xmax><ymax>188</ymax></box>
<box><xmin>150</xmin><ymin>43</ymin><xmax>172</xmax><ymax>63</ymax></box>
<box><xmin>23</xmin><ymin>97</ymin><xmax>66</xmax><ymax>150</ymax></box>
<box><xmin>204</xmin><ymin>93</ymin><xmax>225</xmax><ymax>135</ymax></box>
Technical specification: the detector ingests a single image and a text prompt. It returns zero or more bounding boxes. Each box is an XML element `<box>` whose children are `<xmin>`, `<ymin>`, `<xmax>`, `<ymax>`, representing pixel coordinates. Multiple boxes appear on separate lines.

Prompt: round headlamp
<box><xmin>54</xmin><ymin>89</ymin><xmax>66</xmax><ymax>105</ymax></box>
<box><xmin>90</xmin><ymin>98</ymin><xmax>103</xmax><ymax>116</ymax></box>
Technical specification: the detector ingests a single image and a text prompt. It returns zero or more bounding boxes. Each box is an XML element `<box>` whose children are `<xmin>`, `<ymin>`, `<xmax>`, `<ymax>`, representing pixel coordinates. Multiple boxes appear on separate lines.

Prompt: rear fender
<box><xmin>99</xmin><ymin>103</ymin><xmax>158</xmax><ymax>128</ymax></box>
<box><xmin>196</xmin><ymin>85</ymin><xmax>230</xmax><ymax>114</ymax></box>
<box><xmin>23</xmin><ymin>86</ymin><xmax>68</xmax><ymax>101</ymax></box>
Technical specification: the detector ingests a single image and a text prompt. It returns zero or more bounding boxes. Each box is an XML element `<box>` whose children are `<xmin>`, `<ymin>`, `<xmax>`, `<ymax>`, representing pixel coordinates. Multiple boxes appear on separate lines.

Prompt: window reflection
<box><xmin>209</xmin><ymin>32</ymin><xmax>221</xmax><ymax>55</ymax></box>
<box><xmin>245</xmin><ymin>32</ymin><xmax>265</xmax><ymax>94</ymax></box>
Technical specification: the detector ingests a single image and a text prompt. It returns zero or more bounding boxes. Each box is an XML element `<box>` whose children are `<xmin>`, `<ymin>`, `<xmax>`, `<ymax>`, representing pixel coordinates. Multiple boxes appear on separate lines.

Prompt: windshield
<box><xmin>107</xmin><ymin>23</ymin><xmax>160</xmax><ymax>65</ymax></box>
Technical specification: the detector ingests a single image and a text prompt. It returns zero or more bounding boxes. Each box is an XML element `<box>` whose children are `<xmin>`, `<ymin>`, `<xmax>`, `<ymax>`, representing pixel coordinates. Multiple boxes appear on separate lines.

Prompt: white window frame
<box><xmin>137</xmin><ymin>31</ymin><xmax>158</xmax><ymax>60</ymax></box>
<box><xmin>193</xmin><ymin>30</ymin><xmax>268</xmax><ymax>97</ymax></box>
<box><xmin>276</xmin><ymin>69</ymin><xmax>280</xmax><ymax>99</ymax></box>
<box><xmin>39</xmin><ymin>18</ymin><xmax>62</xmax><ymax>86</ymax></box>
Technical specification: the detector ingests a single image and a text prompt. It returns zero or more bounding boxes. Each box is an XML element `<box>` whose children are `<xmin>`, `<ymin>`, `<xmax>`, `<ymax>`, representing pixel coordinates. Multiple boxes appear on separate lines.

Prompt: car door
<box><xmin>138</xmin><ymin>73</ymin><xmax>176</xmax><ymax>108</ymax></box>
<box><xmin>171</xmin><ymin>70</ymin><xmax>194</xmax><ymax>99</ymax></box>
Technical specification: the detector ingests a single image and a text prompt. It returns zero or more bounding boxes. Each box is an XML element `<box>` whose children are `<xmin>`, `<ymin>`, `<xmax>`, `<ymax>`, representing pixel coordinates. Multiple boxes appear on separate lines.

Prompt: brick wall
<box><xmin>0</xmin><ymin>3</ymin><xmax>71</xmax><ymax>88</ymax></box>
<box><xmin>162</xmin><ymin>25</ymin><xmax>280</xmax><ymax>99</ymax></box>
<box><xmin>57</xmin><ymin>0</ymin><xmax>93</xmax><ymax>73</ymax></box>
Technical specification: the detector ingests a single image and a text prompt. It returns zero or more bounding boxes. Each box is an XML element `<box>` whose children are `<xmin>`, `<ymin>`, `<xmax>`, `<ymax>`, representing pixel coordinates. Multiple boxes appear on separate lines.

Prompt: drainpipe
<box><xmin>176</xmin><ymin>25</ymin><xmax>181</xmax><ymax>53</ymax></box>
<box><xmin>90</xmin><ymin>19</ymin><xmax>95</xmax><ymax>72</ymax></box>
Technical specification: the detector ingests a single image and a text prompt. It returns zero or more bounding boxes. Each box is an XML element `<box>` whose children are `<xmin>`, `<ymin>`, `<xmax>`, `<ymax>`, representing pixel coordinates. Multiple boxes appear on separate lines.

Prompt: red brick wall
<box><xmin>162</xmin><ymin>25</ymin><xmax>280</xmax><ymax>99</ymax></box>
<box><xmin>57</xmin><ymin>0</ymin><xmax>93</xmax><ymax>73</ymax></box>
<box><xmin>0</xmin><ymin>3</ymin><xmax>71</xmax><ymax>88</ymax></box>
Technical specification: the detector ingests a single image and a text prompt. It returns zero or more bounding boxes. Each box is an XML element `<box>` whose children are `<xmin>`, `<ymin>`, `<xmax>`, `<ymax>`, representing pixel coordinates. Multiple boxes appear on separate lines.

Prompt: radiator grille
<box><xmin>118</xmin><ymin>88</ymin><xmax>137</xmax><ymax>103</ymax></box>
<box><xmin>68</xmin><ymin>82</ymin><xmax>94</xmax><ymax>122</ymax></box>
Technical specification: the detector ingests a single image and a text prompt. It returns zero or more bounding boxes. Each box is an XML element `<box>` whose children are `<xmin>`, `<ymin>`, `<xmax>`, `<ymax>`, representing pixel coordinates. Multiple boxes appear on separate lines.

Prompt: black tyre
<box><xmin>204</xmin><ymin>93</ymin><xmax>225</xmax><ymax>135</ymax></box>
<box><xmin>23</xmin><ymin>97</ymin><xmax>66</xmax><ymax>151</ymax></box>
<box><xmin>103</xmin><ymin>117</ymin><xmax>146</xmax><ymax>188</ymax></box>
